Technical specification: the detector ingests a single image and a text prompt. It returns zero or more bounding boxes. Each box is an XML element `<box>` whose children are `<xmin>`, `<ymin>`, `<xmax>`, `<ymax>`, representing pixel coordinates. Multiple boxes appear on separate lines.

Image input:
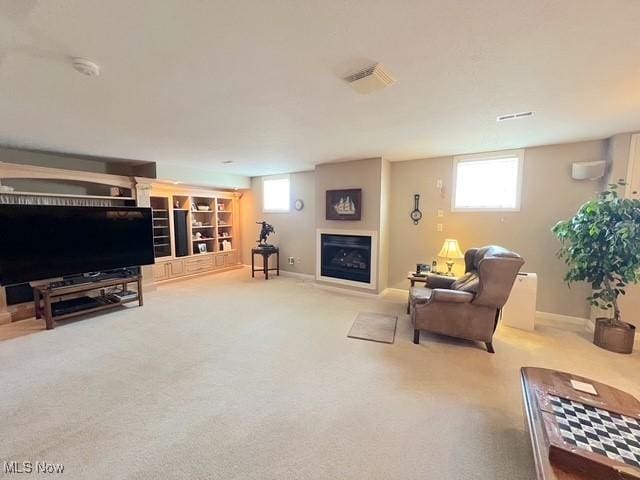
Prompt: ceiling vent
<box><xmin>497</xmin><ymin>111</ymin><xmax>534</xmax><ymax>122</ymax></box>
<box><xmin>344</xmin><ymin>63</ymin><xmax>395</xmax><ymax>94</ymax></box>
<box><xmin>71</xmin><ymin>57</ymin><xmax>101</xmax><ymax>77</ymax></box>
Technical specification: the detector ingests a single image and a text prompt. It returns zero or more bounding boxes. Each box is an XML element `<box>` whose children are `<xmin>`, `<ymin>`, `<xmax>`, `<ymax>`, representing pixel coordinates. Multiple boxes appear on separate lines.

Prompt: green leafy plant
<box><xmin>552</xmin><ymin>182</ymin><xmax>640</xmax><ymax>327</ymax></box>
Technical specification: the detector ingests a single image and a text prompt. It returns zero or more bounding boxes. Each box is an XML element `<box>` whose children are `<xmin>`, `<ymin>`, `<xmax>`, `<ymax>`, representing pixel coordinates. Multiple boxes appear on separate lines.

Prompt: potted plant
<box><xmin>552</xmin><ymin>182</ymin><xmax>640</xmax><ymax>354</ymax></box>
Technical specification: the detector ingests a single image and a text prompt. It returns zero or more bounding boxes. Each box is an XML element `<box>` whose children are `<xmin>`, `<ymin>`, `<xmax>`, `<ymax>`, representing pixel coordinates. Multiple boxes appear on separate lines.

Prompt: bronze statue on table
<box><xmin>256</xmin><ymin>221</ymin><xmax>276</xmax><ymax>250</ymax></box>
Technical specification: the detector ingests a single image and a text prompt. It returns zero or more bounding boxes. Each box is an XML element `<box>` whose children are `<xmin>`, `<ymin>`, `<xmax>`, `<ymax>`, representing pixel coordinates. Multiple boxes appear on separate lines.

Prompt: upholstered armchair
<box><xmin>410</xmin><ymin>246</ymin><xmax>524</xmax><ymax>353</ymax></box>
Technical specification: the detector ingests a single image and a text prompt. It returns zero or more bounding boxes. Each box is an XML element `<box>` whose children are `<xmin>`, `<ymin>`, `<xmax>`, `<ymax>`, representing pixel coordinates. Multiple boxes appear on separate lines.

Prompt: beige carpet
<box><xmin>348</xmin><ymin>312</ymin><xmax>397</xmax><ymax>343</ymax></box>
<box><xmin>1</xmin><ymin>268</ymin><xmax>638</xmax><ymax>479</ymax></box>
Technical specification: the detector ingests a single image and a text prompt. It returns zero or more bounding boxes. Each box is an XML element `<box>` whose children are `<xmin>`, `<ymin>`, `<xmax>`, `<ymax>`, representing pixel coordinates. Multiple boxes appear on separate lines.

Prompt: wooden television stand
<box><xmin>33</xmin><ymin>274</ymin><xmax>143</xmax><ymax>330</ymax></box>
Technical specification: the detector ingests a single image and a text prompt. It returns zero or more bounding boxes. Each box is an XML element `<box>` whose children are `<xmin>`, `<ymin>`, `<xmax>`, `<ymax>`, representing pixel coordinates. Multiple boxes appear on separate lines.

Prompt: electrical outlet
<box><xmin>436</xmin><ymin>179</ymin><xmax>443</xmax><ymax>189</ymax></box>
<box><xmin>288</xmin><ymin>257</ymin><xmax>295</xmax><ymax>265</ymax></box>
<box><xmin>437</xmin><ymin>209</ymin><xmax>444</xmax><ymax>218</ymax></box>
<box><xmin>436</xmin><ymin>223</ymin><xmax>443</xmax><ymax>232</ymax></box>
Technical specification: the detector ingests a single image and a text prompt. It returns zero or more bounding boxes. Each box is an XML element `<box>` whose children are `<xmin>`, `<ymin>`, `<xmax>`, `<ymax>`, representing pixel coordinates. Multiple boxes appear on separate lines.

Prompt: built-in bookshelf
<box><xmin>150</xmin><ymin>197</ymin><xmax>171</xmax><ymax>259</ymax></box>
<box><xmin>191</xmin><ymin>196</ymin><xmax>217</xmax><ymax>255</ymax></box>
<box><xmin>148</xmin><ymin>184</ymin><xmax>240</xmax><ymax>282</ymax></box>
<box><xmin>216</xmin><ymin>197</ymin><xmax>234</xmax><ymax>253</ymax></box>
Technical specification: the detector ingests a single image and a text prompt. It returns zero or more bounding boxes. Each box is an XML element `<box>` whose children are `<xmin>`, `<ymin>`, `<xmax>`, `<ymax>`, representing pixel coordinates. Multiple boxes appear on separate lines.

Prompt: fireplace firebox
<box><xmin>320</xmin><ymin>233</ymin><xmax>372</xmax><ymax>284</ymax></box>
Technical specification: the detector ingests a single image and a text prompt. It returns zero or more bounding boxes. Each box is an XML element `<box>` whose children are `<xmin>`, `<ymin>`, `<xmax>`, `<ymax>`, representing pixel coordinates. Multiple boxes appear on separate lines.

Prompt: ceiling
<box><xmin>1</xmin><ymin>0</ymin><xmax>639</xmax><ymax>177</ymax></box>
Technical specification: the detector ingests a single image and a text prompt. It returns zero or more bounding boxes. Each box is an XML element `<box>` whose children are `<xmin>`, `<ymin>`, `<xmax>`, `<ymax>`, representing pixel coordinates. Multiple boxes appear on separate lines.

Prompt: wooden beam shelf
<box><xmin>1</xmin><ymin>190</ymin><xmax>135</xmax><ymax>201</ymax></box>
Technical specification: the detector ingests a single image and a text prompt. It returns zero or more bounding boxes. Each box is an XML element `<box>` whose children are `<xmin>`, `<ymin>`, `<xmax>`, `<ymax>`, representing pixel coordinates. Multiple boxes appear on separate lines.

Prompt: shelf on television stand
<box><xmin>33</xmin><ymin>274</ymin><xmax>143</xmax><ymax>330</ymax></box>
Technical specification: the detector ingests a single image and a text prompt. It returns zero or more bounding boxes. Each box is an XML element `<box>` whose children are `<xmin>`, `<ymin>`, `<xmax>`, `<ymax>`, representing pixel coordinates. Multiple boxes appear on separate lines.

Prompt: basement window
<box><xmin>452</xmin><ymin>149</ymin><xmax>524</xmax><ymax>212</ymax></box>
<box><xmin>263</xmin><ymin>175</ymin><xmax>290</xmax><ymax>213</ymax></box>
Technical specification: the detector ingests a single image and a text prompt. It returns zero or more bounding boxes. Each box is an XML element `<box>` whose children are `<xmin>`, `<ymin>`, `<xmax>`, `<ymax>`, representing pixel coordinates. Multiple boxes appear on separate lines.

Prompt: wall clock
<box><xmin>294</xmin><ymin>199</ymin><xmax>304</xmax><ymax>211</ymax></box>
<box><xmin>410</xmin><ymin>194</ymin><xmax>422</xmax><ymax>225</ymax></box>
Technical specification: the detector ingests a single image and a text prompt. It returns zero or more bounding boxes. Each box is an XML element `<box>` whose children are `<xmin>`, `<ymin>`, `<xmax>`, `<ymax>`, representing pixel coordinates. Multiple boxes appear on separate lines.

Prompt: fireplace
<box><xmin>317</xmin><ymin>230</ymin><xmax>376</xmax><ymax>289</ymax></box>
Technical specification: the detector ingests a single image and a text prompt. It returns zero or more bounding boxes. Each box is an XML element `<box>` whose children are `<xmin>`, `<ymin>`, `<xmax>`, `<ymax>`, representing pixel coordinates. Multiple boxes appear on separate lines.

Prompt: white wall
<box><xmin>156</xmin><ymin>163</ymin><xmax>249</xmax><ymax>190</ymax></box>
<box><xmin>240</xmin><ymin>172</ymin><xmax>316</xmax><ymax>275</ymax></box>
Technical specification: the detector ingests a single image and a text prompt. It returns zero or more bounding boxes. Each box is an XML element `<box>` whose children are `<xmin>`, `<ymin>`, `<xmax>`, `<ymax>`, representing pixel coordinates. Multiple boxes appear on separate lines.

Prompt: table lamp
<box><xmin>438</xmin><ymin>239</ymin><xmax>464</xmax><ymax>276</ymax></box>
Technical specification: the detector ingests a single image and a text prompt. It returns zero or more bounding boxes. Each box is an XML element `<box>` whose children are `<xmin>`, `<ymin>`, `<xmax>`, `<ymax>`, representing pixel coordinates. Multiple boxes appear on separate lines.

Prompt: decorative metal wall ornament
<box><xmin>410</xmin><ymin>194</ymin><xmax>422</xmax><ymax>225</ymax></box>
<box><xmin>256</xmin><ymin>221</ymin><xmax>276</xmax><ymax>248</ymax></box>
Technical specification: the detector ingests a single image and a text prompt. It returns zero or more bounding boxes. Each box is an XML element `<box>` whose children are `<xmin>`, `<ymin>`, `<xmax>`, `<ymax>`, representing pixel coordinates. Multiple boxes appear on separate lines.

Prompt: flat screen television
<box><xmin>0</xmin><ymin>205</ymin><xmax>155</xmax><ymax>286</ymax></box>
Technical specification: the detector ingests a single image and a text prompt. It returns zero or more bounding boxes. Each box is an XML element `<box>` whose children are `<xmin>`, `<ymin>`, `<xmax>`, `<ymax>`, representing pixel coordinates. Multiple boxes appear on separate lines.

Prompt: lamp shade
<box><xmin>438</xmin><ymin>239</ymin><xmax>464</xmax><ymax>259</ymax></box>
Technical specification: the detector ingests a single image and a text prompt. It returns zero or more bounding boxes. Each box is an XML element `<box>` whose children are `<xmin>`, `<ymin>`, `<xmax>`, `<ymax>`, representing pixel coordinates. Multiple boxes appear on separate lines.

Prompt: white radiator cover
<box><xmin>502</xmin><ymin>272</ymin><xmax>538</xmax><ymax>331</ymax></box>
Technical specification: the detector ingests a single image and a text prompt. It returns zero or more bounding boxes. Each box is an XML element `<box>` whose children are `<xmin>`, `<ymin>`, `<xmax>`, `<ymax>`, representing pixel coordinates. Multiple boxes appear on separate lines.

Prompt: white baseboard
<box><xmin>311</xmin><ymin>282</ymin><xmax>380</xmax><ymax>298</ymax></box>
<box><xmin>241</xmin><ymin>264</ymin><xmax>314</xmax><ymax>280</ymax></box>
<box><xmin>241</xmin><ymin>265</ymin><xmax>400</xmax><ymax>299</ymax></box>
<box><xmin>313</xmin><ymin>285</ymin><xmax>404</xmax><ymax>300</ymax></box>
<box><xmin>242</xmin><ymin>263</ymin><xmax>394</xmax><ymax>295</ymax></box>
<box><xmin>384</xmin><ymin>287</ymin><xmax>409</xmax><ymax>296</ymax></box>
<box><xmin>532</xmin><ymin>311</ymin><xmax>639</xmax><ymax>340</ymax></box>
<box><xmin>535</xmin><ymin>311</ymin><xmax>590</xmax><ymax>326</ymax></box>
<box><xmin>279</xmin><ymin>270</ymin><xmax>315</xmax><ymax>280</ymax></box>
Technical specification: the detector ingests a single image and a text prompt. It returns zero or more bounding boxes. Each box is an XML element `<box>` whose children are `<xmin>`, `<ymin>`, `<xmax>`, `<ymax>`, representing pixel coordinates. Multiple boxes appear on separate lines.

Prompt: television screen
<box><xmin>0</xmin><ymin>205</ymin><xmax>155</xmax><ymax>286</ymax></box>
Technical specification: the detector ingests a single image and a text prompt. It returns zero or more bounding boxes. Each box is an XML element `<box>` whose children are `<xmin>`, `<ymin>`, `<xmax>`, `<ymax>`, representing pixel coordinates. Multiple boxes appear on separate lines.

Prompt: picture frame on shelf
<box><xmin>198</xmin><ymin>243</ymin><xmax>207</xmax><ymax>253</ymax></box>
<box><xmin>416</xmin><ymin>263</ymin><xmax>431</xmax><ymax>275</ymax></box>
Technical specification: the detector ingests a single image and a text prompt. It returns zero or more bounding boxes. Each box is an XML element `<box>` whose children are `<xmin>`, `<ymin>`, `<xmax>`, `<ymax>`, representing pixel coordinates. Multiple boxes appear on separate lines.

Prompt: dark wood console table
<box><xmin>251</xmin><ymin>247</ymin><xmax>279</xmax><ymax>280</ymax></box>
<box><xmin>33</xmin><ymin>275</ymin><xmax>143</xmax><ymax>330</ymax></box>
<box><xmin>521</xmin><ymin>367</ymin><xmax>640</xmax><ymax>480</ymax></box>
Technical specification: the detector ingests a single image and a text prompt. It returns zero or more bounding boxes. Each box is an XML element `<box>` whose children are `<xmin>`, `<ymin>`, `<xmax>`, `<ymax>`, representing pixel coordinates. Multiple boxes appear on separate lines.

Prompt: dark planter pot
<box><xmin>593</xmin><ymin>318</ymin><xmax>636</xmax><ymax>354</ymax></box>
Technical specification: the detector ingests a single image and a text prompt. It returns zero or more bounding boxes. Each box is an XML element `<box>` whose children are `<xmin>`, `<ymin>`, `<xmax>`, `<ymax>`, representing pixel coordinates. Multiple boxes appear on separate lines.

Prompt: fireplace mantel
<box><xmin>316</xmin><ymin>229</ymin><xmax>378</xmax><ymax>290</ymax></box>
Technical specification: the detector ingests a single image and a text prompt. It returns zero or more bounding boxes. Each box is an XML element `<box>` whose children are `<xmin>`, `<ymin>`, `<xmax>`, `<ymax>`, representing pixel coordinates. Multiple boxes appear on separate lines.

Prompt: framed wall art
<box><xmin>326</xmin><ymin>189</ymin><xmax>362</xmax><ymax>221</ymax></box>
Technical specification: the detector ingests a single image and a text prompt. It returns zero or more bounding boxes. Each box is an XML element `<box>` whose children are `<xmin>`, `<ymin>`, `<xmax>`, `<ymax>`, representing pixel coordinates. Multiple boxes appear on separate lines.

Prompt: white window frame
<box><xmin>262</xmin><ymin>174</ymin><xmax>290</xmax><ymax>213</ymax></box>
<box><xmin>451</xmin><ymin>149</ymin><xmax>524</xmax><ymax>212</ymax></box>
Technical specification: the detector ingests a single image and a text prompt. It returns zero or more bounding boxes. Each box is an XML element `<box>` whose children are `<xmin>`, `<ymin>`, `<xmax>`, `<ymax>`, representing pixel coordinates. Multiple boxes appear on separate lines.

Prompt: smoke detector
<box><xmin>71</xmin><ymin>57</ymin><xmax>101</xmax><ymax>77</ymax></box>
<box><xmin>344</xmin><ymin>63</ymin><xmax>395</xmax><ymax>94</ymax></box>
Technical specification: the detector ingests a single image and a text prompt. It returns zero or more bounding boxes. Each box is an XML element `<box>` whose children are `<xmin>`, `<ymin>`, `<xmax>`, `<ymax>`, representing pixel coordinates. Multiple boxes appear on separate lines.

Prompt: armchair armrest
<box><xmin>430</xmin><ymin>289</ymin><xmax>474</xmax><ymax>304</ymax></box>
<box><xmin>424</xmin><ymin>273</ymin><xmax>457</xmax><ymax>289</ymax></box>
<box><xmin>411</xmin><ymin>287</ymin><xmax>474</xmax><ymax>306</ymax></box>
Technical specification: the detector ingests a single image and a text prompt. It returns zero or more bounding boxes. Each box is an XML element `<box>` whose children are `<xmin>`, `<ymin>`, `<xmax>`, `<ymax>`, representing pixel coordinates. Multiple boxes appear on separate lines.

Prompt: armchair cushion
<box><xmin>424</xmin><ymin>273</ymin><xmax>456</xmax><ymax>289</ymax></box>
<box><xmin>410</xmin><ymin>287</ymin><xmax>474</xmax><ymax>305</ymax></box>
<box><xmin>451</xmin><ymin>272</ymin><xmax>474</xmax><ymax>289</ymax></box>
<box><xmin>431</xmin><ymin>289</ymin><xmax>474</xmax><ymax>304</ymax></box>
<box><xmin>453</xmin><ymin>274</ymin><xmax>480</xmax><ymax>294</ymax></box>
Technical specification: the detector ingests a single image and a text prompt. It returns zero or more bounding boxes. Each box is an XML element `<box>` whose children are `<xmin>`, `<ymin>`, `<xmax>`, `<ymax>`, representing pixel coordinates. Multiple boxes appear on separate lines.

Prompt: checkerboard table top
<box><xmin>521</xmin><ymin>367</ymin><xmax>640</xmax><ymax>480</ymax></box>
<box><xmin>549</xmin><ymin>394</ymin><xmax>640</xmax><ymax>469</ymax></box>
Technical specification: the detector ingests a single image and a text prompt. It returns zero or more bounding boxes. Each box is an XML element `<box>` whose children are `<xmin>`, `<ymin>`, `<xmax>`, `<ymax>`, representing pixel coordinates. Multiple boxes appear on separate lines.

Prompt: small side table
<box><xmin>407</xmin><ymin>271</ymin><xmax>428</xmax><ymax>314</ymax></box>
<box><xmin>251</xmin><ymin>247</ymin><xmax>280</xmax><ymax>280</ymax></box>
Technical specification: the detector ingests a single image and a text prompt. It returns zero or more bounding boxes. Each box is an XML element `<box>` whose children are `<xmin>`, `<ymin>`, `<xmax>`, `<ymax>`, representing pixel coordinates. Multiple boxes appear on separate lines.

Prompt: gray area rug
<box><xmin>348</xmin><ymin>312</ymin><xmax>398</xmax><ymax>344</ymax></box>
